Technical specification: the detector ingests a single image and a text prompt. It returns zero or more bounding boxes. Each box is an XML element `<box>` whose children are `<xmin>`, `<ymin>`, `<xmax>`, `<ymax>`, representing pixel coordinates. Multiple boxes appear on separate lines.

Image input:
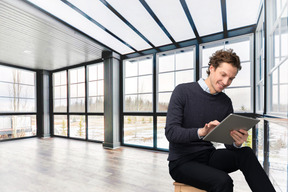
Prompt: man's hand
<box><xmin>230</xmin><ymin>129</ymin><xmax>248</xmax><ymax>147</ymax></box>
<box><xmin>198</xmin><ymin>120</ymin><xmax>220</xmax><ymax>137</ymax></box>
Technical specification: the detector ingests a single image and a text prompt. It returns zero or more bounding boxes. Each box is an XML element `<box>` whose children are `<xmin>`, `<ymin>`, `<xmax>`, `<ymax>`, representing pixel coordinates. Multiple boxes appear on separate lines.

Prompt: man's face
<box><xmin>207</xmin><ymin>62</ymin><xmax>238</xmax><ymax>94</ymax></box>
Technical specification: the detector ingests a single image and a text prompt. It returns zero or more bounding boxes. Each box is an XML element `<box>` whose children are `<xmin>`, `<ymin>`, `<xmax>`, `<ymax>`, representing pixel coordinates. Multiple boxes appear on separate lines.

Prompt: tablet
<box><xmin>203</xmin><ymin>114</ymin><xmax>260</xmax><ymax>145</ymax></box>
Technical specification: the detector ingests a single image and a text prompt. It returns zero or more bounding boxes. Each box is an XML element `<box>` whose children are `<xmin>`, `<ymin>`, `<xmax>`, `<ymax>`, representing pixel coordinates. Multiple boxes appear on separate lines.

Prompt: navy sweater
<box><xmin>165</xmin><ymin>82</ymin><xmax>234</xmax><ymax>161</ymax></box>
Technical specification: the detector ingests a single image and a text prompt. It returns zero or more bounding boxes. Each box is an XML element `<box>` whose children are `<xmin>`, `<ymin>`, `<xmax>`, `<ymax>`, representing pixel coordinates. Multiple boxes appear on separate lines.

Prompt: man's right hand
<box><xmin>198</xmin><ymin>120</ymin><xmax>220</xmax><ymax>137</ymax></box>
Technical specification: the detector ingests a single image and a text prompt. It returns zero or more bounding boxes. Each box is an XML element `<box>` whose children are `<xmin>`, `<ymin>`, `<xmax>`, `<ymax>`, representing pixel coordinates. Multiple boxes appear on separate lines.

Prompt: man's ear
<box><xmin>209</xmin><ymin>65</ymin><xmax>215</xmax><ymax>72</ymax></box>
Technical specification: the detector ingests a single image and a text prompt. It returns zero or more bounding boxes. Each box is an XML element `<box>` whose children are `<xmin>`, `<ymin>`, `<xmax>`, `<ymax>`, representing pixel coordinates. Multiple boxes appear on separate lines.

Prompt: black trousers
<box><xmin>169</xmin><ymin>147</ymin><xmax>275</xmax><ymax>192</ymax></box>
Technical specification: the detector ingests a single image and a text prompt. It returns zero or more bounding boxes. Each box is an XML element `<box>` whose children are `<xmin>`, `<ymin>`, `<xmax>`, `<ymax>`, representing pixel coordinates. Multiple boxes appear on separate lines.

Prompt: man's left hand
<box><xmin>230</xmin><ymin>129</ymin><xmax>248</xmax><ymax>147</ymax></box>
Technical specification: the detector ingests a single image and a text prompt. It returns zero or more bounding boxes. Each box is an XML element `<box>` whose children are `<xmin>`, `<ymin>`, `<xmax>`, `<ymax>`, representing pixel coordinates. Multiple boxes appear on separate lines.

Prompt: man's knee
<box><xmin>211</xmin><ymin>173</ymin><xmax>233</xmax><ymax>192</ymax></box>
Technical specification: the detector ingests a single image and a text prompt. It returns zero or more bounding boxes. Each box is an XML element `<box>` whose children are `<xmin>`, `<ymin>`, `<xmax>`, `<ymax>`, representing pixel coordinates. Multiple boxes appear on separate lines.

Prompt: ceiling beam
<box><xmin>139</xmin><ymin>0</ymin><xmax>179</xmax><ymax>48</ymax></box>
<box><xmin>99</xmin><ymin>0</ymin><xmax>158</xmax><ymax>51</ymax></box>
<box><xmin>221</xmin><ymin>0</ymin><xmax>228</xmax><ymax>38</ymax></box>
<box><xmin>180</xmin><ymin>0</ymin><xmax>202</xmax><ymax>44</ymax></box>
<box><xmin>123</xmin><ymin>25</ymin><xmax>256</xmax><ymax>59</ymax></box>
<box><xmin>60</xmin><ymin>0</ymin><xmax>139</xmax><ymax>53</ymax></box>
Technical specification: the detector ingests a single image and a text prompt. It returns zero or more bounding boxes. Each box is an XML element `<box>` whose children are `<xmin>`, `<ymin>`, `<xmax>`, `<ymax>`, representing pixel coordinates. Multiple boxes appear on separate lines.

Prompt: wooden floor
<box><xmin>0</xmin><ymin>138</ymin><xmax>174</xmax><ymax>192</ymax></box>
<box><xmin>0</xmin><ymin>138</ymin><xmax>259</xmax><ymax>192</ymax></box>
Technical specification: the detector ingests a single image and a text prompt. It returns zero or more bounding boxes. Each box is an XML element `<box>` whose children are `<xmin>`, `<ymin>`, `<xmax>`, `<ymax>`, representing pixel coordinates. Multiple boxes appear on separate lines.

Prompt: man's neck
<box><xmin>204</xmin><ymin>77</ymin><xmax>217</xmax><ymax>95</ymax></box>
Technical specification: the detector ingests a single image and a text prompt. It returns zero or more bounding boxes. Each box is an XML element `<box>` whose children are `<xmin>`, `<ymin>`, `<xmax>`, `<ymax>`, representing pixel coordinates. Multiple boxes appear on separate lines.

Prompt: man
<box><xmin>165</xmin><ymin>49</ymin><xmax>275</xmax><ymax>192</ymax></box>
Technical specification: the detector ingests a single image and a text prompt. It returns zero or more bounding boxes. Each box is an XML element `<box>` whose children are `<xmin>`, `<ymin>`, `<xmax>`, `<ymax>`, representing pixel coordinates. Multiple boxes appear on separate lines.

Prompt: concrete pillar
<box><xmin>102</xmin><ymin>51</ymin><xmax>121</xmax><ymax>149</ymax></box>
<box><xmin>36</xmin><ymin>70</ymin><xmax>51</xmax><ymax>138</ymax></box>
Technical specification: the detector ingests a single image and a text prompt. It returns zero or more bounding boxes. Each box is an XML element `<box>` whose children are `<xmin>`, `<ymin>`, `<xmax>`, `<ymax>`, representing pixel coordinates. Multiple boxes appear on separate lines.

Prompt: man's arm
<box><xmin>165</xmin><ymin>85</ymin><xmax>202</xmax><ymax>143</ymax></box>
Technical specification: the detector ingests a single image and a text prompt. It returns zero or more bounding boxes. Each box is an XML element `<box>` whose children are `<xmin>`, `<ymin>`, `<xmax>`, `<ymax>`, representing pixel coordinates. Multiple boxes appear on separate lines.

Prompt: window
<box><xmin>87</xmin><ymin>63</ymin><xmax>104</xmax><ymax>141</ymax></box>
<box><xmin>123</xmin><ymin>56</ymin><xmax>153</xmax><ymax>147</ymax></box>
<box><xmin>123</xmin><ymin>116</ymin><xmax>153</xmax><ymax>147</ymax></box>
<box><xmin>70</xmin><ymin>115</ymin><xmax>86</xmax><ymax>139</ymax></box>
<box><xmin>53</xmin><ymin>71</ymin><xmax>67</xmax><ymax>112</ymax></box>
<box><xmin>0</xmin><ymin>66</ymin><xmax>36</xmax><ymax>112</ymax></box>
<box><xmin>53</xmin><ymin>115</ymin><xmax>67</xmax><ymax>137</ymax></box>
<box><xmin>255</xmin><ymin>10</ymin><xmax>265</xmax><ymax>113</ymax></box>
<box><xmin>267</xmin><ymin>0</ymin><xmax>288</xmax><ymax>117</ymax></box>
<box><xmin>88</xmin><ymin>63</ymin><xmax>104</xmax><ymax>112</ymax></box>
<box><xmin>156</xmin><ymin>47</ymin><xmax>195</xmax><ymax>112</ymax></box>
<box><xmin>122</xmin><ymin>47</ymin><xmax>195</xmax><ymax>149</ymax></box>
<box><xmin>200</xmin><ymin>35</ymin><xmax>253</xmax><ymax>112</ymax></box>
<box><xmin>0</xmin><ymin>65</ymin><xmax>36</xmax><ymax>140</ymax></box>
<box><xmin>88</xmin><ymin>115</ymin><xmax>104</xmax><ymax>141</ymax></box>
<box><xmin>69</xmin><ymin>67</ymin><xmax>85</xmax><ymax>112</ymax></box>
<box><xmin>123</xmin><ymin>56</ymin><xmax>153</xmax><ymax>112</ymax></box>
<box><xmin>52</xmin><ymin>62</ymin><xmax>104</xmax><ymax>141</ymax></box>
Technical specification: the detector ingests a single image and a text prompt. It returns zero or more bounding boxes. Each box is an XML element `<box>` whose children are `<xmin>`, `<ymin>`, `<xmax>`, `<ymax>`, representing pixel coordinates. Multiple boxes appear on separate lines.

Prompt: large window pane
<box><xmin>267</xmin><ymin>0</ymin><xmax>288</xmax><ymax>117</ymax></box>
<box><xmin>138</xmin><ymin>94</ymin><xmax>153</xmax><ymax>111</ymax></box>
<box><xmin>138</xmin><ymin>76</ymin><xmax>152</xmax><ymax>93</ymax></box>
<box><xmin>88</xmin><ymin>97</ymin><xmax>104</xmax><ymax>112</ymax></box>
<box><xmin>53</xmin><ymin>71</ymin><xmax>67</xmax><ymax>112</ymax></box>
<box><xmin>231</xmin><ymin>62</ymin><xmax>251</xmax><ymax>87</ymax></box>
<box><xmin>157</xmin><ymin>92</ymin><xmax>171</xmax><ymax>112</ymax></box>
<box><xmin>0</xmin><ymin>115</ymin><xmax>36</xmax><ymax>140</ymax></box>
<box><xmin>123</xmin><ymin>116</ymin><xmax>153</xmax><ymax>147</ymax></box>
<box><xmin>54</xmin><ymin>115</ymin><xmax>67</xmax><ymax>137</ymax></box>
<box><xmin>255</xmin><ymin>119</ymin><xmax>264</xmax><ymax>166</ymax></box>
<box><xmin>124</xmin><ymin>56</ymin><xmax>153</xmax><ymax>112</ymax></box>
<box><xmin>175</xmin><ymin>70</ymin><xmax>194</xmax><ymax>85</ymax></box>
<box><xmin>18</xmin><ymin>70</ymin><xmax>35</xmax><ymax>85</ymax></box>
<box><xmin>279</xmin><ymin>85</ymin><xmax>288</xmax><ymax>112</ymax></box>
<box><xmin>200</xmin><ymin>36</ymin><xmax>253</xmax><ymax>112</ymax></box>
<box><xmin>157</xmin><ymin>47</ymin><xmax>195</xmax><ymax>112</ymax></box>
<box><xmin>124</xmin><ymin>95</ymin><xmax>137</xmax><ymax>112</ymax></box>
<box><xmin>70</xmin><ymin>98</ymin><xmax>85</xmax><ymax>112</ymax></box>
<box><xmin>69</xmin><ymin>67</ymin><xmax>85</xmax><ymax>112</ymax></box>
<box><xmin>124</xmin><ymin>94</ymin><xmax>152</xmax><ymax>112</ymax></box>
<box><xmin>88</xmin><ymin>116</ymin><xmax>104</xmax><ymax>141</ymax></box>
<box><xmin>54</xmin><ymin>99</ymin><xmax>67</xmax><ymax>113</ymax></box>
<box><xmin>125</xmin><ymin>77</ymin><xmax>138</xmax><ymax>94</ymax></box>
<box><xmin>268</xmin><ymin>118</ymin><xmax>288</xmax><ymax>192</ymax></box>
<box><xmin>125</xmin><ymin>60</ymin><xmax>138</xmax><ymax>77</ymax></box>
<box><xmin>175</xmin><ymin>50</ymin><xmax>194</xmax><ymax>70</ymax></box>
<box><xmin>225</xmin><ymin>87</ymin><xmax>251</xmax><ymax>112</ymax></box>
<box><xmin>255</xmin><ymin>10</ymin><xmax>265</xmax><ymax>114</ymax></box>
<box><xmin>0</xmin><ymin>66</ymin><xmax>36</xmax><ymax>113</ymax></box>
<box><xmin>0</xmin><ymin>66</ymin><xmax>15</xmax><ymax>82</ymax></box>
<box><xmin>158</xmin><ymin>73</ymin><xmax>174</xmax><ymax>92</ymax></box>
<box><xmin>88</xmin><ymin>63</ymin><xmax>104</xmax><ymax>113</ymax></box>
<box><xmin>157</xmin><ymin>116</ymin><xmax>168</xmax><ymax>149</ymax></box>
<box><xmin>70</xmin><ymin>115</ymin><xmax>86</xmax><ymax>139</ymax></box>
<box><xmin>158</xmin><ymin>54</ymin><xmax>174</xmax><ymax>72</ymax></box>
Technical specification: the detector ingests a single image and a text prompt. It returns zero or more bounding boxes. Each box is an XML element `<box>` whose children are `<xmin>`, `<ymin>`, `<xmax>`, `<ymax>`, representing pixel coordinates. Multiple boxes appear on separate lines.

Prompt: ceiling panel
<box><xmin>145</xmin><ymin>0</ymin><xmax>195</xmax><ymax>42</ymax></box>
<box><xmin>27</xmin><ymin>0</ymin><xmax>134</xmax><ymax>54</ymax></box>
<box><xmin>106</xmin><ymin>0</ymin><xmax>172</xmax><ymax>47</ymax></box>
<box><xmin>0</xmin><ymin>0</ymin><xmax>108</xmax><ymax>70</ymax></box>
<box><xmin>186</xmin><ymin>0</ymin><xmax>223</xmax><ymax>37</ymax></box>
<box><xmin>227</xmin><ymin>0</ymin><xmax>262</xmax><ymax>30</ymax></box>
<box><xmin>0</xmin><ymin>0</ymin><xmax>263</xmax><ymax>70</ymax></box>
<box><xmin>67</xmin><ymin>0</ymin><xmax>152</xmax><ymax>51</ymax></box>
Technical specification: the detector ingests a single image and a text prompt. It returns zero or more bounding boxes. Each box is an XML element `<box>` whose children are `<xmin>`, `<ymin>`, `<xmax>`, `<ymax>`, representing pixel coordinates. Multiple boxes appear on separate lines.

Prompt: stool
<box><xmin>174</xmin><ymin>182</ymin><xmax>207</xmax><ymax>192</ymax></box>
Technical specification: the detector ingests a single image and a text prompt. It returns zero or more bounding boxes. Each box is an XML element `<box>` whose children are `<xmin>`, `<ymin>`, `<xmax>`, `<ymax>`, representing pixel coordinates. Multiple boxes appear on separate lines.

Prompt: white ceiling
<box><xmin>0</xmin><ymin>0</ymin><xmax>262</xmax><ymax>71</ymax></box>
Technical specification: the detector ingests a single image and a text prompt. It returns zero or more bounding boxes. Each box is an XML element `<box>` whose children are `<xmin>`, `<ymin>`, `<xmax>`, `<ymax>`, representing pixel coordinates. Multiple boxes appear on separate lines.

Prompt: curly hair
<box><xmin>206</xmin><ymin>49</ymin><xmax>241</xmax><ymax>76</ymax></box>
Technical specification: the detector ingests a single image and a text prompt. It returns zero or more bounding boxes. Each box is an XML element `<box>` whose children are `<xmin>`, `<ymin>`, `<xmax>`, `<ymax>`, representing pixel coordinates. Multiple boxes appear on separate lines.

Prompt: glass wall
<box><xmin>255</xmin><ymin>10</ymin><xmax>265</xmax><ymax>114</ymax></box>
<box><xmin>0</xmin><ymin>65</ymin><xmax>36</xmax><ymax>140</ymax></box>
<box><xmin>123</xmin><ymin>55</ymin><xmax>154</xmax><ymax>147</ymax></box>
<box><xmin>53</xmin><ymin>62</ymin><xmax>104</xmax><ymax>142</ymax></box>
<box><xmin>267</xmin><ymin>0</ymin><xmax>288</xmax><ymax>117</ymax></box>
<box><xmin>263</xmin><ymin>0</ymin><xmax>288</xmax><ymax>190</ymax></box>
<box><xmin>156</xmin><ymin>47</ymin><xmax>195</xmax><ymax>112</ymax></box>
<box><xmin>156</xmin><ymin>47</ymin><xmax>195</xmax><ymax>149</ymax></box>
<box><xmin>123</xmin><ymin>47</ymin><xmax>195</xmax><ymax>149</ymax></box>
<box><xmin>200</xmin><ymin>35</ymin><xmax>253</xmax><ymax>113</ymax></box>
